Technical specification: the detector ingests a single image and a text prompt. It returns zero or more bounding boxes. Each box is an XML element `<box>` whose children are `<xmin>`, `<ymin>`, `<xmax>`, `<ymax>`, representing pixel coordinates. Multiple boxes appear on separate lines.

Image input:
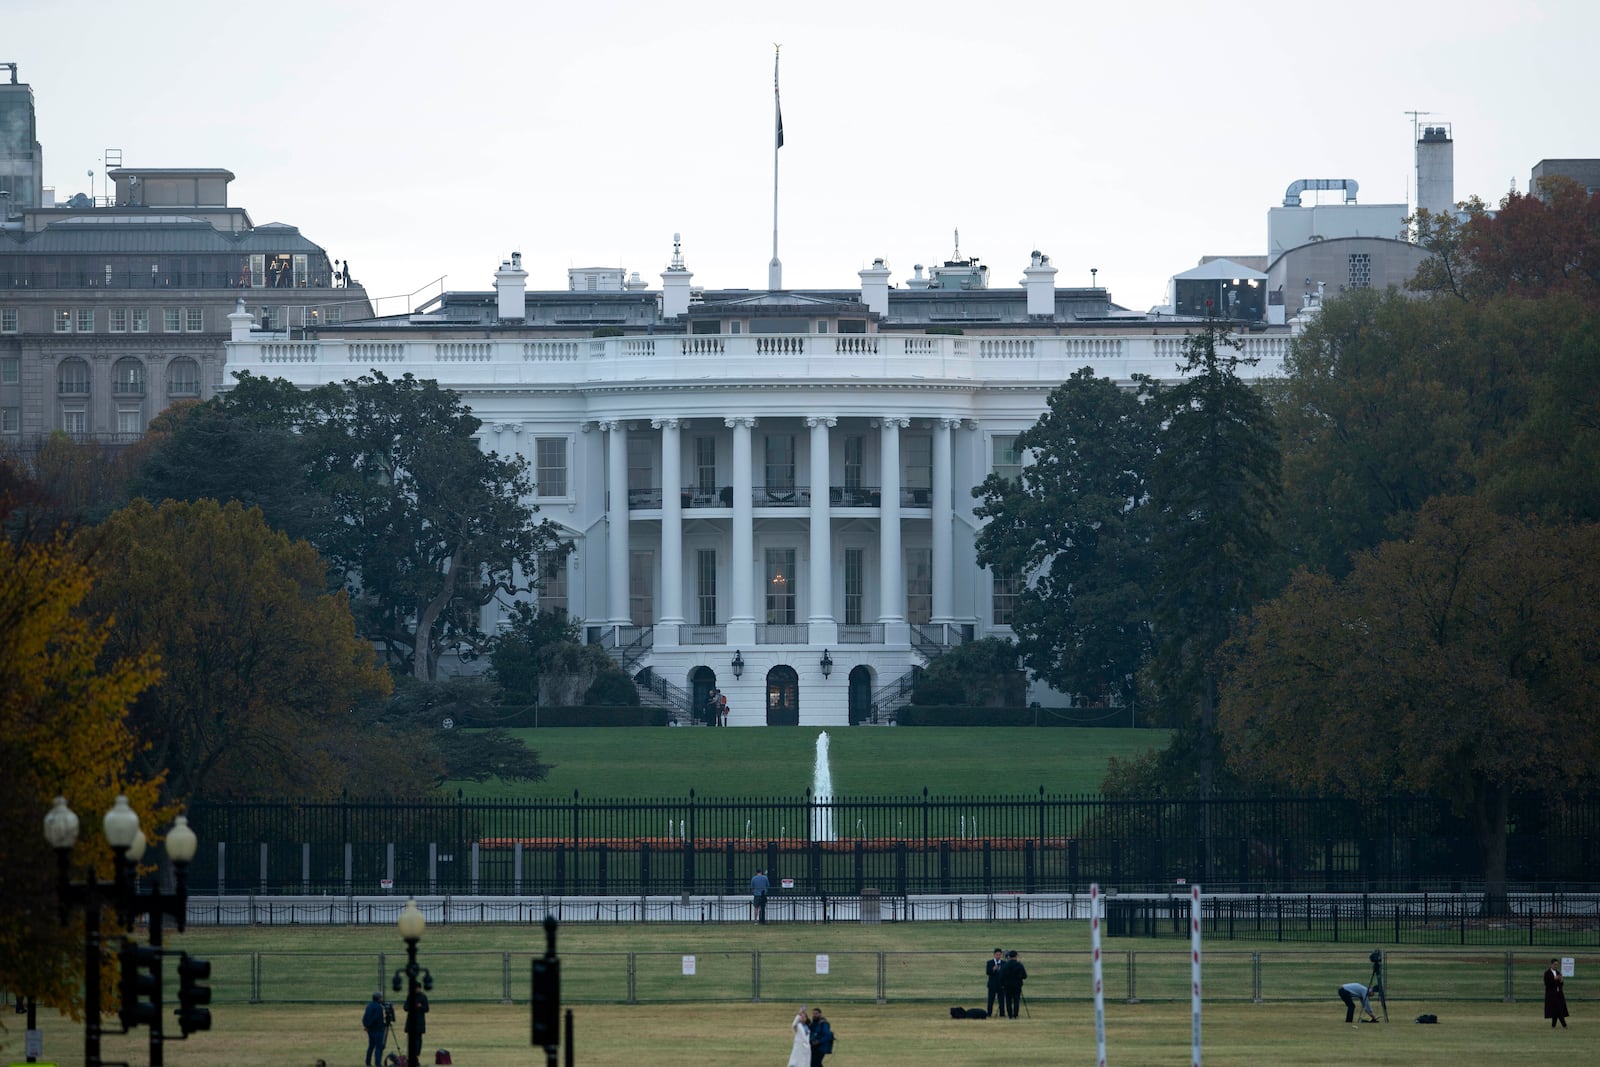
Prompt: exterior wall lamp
<box><xmin>820</xmin><ymin>650</ymin><xmax>833</xmax><ymax>679</ymax></box>
<box><xmin>731</xmin><ymin>650</ymin><xmax>745</xmax><ymax>679</ymax></box>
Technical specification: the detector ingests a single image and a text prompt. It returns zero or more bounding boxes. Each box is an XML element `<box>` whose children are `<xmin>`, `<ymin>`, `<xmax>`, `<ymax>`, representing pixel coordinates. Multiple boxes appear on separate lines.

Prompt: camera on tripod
<box><xmin>384</xmin><ymin>1003</ymin><xmax>396</xmax><ymax>1026</ymax></box>
<box><xmin>1369</xmin><ymin>950</ymin><xmax>1383</xmax><ymax>967</ymax></box>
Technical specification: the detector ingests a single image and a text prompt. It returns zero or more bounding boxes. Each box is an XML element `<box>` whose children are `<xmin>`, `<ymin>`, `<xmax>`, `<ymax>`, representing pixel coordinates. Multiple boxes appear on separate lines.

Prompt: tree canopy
<box><xmin>132</xmin><ymin>371</ymin><xmax>572</xmax><ymax>679</ymax></box>
<box><xmin>78</xmin><ymin>498</ymin><xmax>393</xmax><ymax>801</ymax></box>
<box><xmin>1219</xmin><ymin>497</ymin><xmax>1600</xmax><ymax>903</ymax></box>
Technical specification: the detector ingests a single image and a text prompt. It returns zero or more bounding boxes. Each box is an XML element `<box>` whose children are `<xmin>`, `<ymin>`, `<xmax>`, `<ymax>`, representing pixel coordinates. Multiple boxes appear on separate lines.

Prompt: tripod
<box><xmin>382</xmin><ymin>1019</ymin><xmax>402</xmax><ymax>1067</ymax></box>
<box><xmin>1019</xmin><ymin>990</ymin><xmax>1031</xmax><ymax>1019</ymax></box>
<box><xmin>1367</xmin><ymin>955</ymin><xmax>1388</xmax><ymax>1022</ymax></box>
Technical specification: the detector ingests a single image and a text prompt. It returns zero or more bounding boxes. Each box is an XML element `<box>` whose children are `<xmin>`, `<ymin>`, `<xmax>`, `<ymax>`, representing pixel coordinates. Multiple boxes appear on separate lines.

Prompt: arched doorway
<box><xmin>847</xmin><ymin>665</ymin><xmax>874</xmax><ymax>724</ymax></box>
<box><xmin>765</xmin><ymin>665</ymin><xmax>799</xmax><ymax>725</ymax></box>
<box><xmin>690</xmin><ymin>666</ymin><xmax>718</xmax><ymax>726</ymax></box>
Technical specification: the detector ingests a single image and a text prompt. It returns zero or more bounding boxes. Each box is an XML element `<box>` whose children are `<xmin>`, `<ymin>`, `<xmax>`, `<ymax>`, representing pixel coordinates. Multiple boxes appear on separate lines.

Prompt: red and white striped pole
<box><xmin>1090</xmin><ymin>883</ymin><xmax>1107</xmax><ymax>1067</ymax></box>
<box><xmin>1190</xmin><ymin>883</ymin><xmax>1203</xmax><ymax>1067</ymax></box>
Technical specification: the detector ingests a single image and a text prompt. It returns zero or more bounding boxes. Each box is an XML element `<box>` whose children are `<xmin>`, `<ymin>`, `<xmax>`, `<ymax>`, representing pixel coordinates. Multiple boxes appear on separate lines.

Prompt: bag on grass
<box><xmin>435</xmin><ymin>1052</ymin><xmax>453</xmax><ymax>1065</ymax></box>
<box><xmin>1415</xmin><ymin>1013</ymin><xmax>1438</xmax><ymax>1024</ymax></box>
<box><xmin>964</xmin><ymin>1008</ymin><xmax>989</xmax><ymax>1019</ymax></box>
<box><xmin>950</xmin><ymin>1006</ymin><xmax>968</xmax><ymax>1018</ymax></box>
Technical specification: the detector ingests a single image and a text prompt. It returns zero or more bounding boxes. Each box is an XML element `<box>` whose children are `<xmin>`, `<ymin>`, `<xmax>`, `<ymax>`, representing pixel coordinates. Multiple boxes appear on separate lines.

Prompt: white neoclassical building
<box><xmin>222</xmin><ymin>240</ymin><xmax>1292</xmax><ymax>725</ymax></box>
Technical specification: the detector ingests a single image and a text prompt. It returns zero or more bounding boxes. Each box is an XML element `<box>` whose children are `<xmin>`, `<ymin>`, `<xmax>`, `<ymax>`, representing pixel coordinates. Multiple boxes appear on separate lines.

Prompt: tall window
<box><xmin>1</xmin><ymin>308</ymin><xmax>17</xmax><ymax>333</ymax></box>
<box><xmin>109</xmin><ymin>308</ymin><xmax>128</xmax><ymax>333</ymax></box>
<box><xmin>992</xmin><ymin>435</ymin><xmax>1023</xmax><ymax>482</ymax></box>
<box><xmin>0</xmin><ymin>356</ymin><xmax>17</xmax><ymax>385</ymax></box>
<box><xmin>906</xmin><ymin>548</ymin><xmax>932</xmax><ymax>625</ymax></box>
<box><xmin>167</xmin><ymin>357</ymin><xmax>200</xmax><ymax>397</ymax></box>
<box><xmin>185</xmin><ymin>308</ymin><xmax>204</xmax><ymax>332</ymax></box>
<box><xmin>764</xmin><ymin>434</ymin><xmax>795</xmax><ymax>491</ymax></box>
<box><xmin>904</xmin><ymin>434</ymin><xmax>932</xmax><ymax>491</ymax></box>
<box><xmin>695</xmin><ymin>436</ymin><xmax>717</xmax><ymax>494</ymax></box>
<box><xmin>0</xmin><ymin>407</ymin><xmax>18</xmax><ymax>434</ymax></box>
<box><xmin>537</xmin><ymin>556</ymin><xmax>568</xmax><ymax>618</ymax></box>
<box><xmin>629</xmin><ymin>550</ymin><xmax>654</xmax><ymax>627</ymax></box>
<box><xmin>535</xmin><ymin>437</ymin><xmax>568</xmax><ymax>497</ymax></box>
<box><xmin>843</xmin><ymin>435</ymin><xmax>864</xmax><ymax>491</ymax></box>
<box><xmin>112</xmin><ymin>357</ymin><xmax>145</xmax><ymax>396</ymax></box>
<box><xmin>76</xmin><ymin>309</ymin><xmax>94</xmax><ymax>333</ymax></box>
<box><xmin>696</xmin><ymin>549</ymin><xmax>718</xmax><ymax>626</ymax></box>
<box><xmin>163</xmin><ymin>308</ymin><xmax>182</xmax><ymax>332</ymax></box>
<box><xmin>992</xmin><ymin>569</ymin><xmax>1022</xmax><ymax>627</ymax></box>
<box><xmin>765</xmin><ymin>547</ymin><xmax>796</xmax><ymax>624</ymax></box>
<box><xmin>131</xmin><ymin>308</ymin><xmax>149</xmax><ymax>333</ymax></box>
<box><xmin>844</xmin><ymin>548</ymin><xmax>864</xmax><ymax>626</ymax></box>
<box><xmin>627</xmin><ymin>435</ymin><xmax>653</xmax><ymax>503</ymax></box>
<box><xmin>61</xmin><ymin>408</ymin><xmax>87</xmax><ymax>434</ymax></box>
<box><xmin>54</xmin><ymin>309</ymin><xmax>73</xmax><ymax>333</ymax></box>
<box><xmin>765</xmin><ymin>665</ymin><xmax>799</xmax><ymax>725</ymax></box>
<box><xmin>57</xmin><ymin>358</ymin><xmax>90</xmax><ymax>395</ymax></box>
<box><xmin>117</xmin><ymin>407</ymin><xmax>142</xmax><ymax>434</ymax></box>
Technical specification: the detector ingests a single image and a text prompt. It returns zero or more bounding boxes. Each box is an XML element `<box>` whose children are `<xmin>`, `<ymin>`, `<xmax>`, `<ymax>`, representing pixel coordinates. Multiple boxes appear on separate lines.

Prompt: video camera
<box><xmin>1369</xmin><ymin>949</ymin><xmax>1383</xmax><ymax>967</ymax></box>
<box><xmin>384</xmin><ymin>1003</ymin><xmax>397</xmax><ymax>1026</ymax></box>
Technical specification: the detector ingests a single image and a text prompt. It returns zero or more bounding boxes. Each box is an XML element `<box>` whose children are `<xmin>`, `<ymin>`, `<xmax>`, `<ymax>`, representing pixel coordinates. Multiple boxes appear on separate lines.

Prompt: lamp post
<box><xmin>392</xmin><ymin>900</ymin><xmax>432</xmax><ymax>1067</ymax></box>
<box><xmin>43</xmin><ymin>795</ymin><xmax>202</xmax><ymax>1067</ymax></box>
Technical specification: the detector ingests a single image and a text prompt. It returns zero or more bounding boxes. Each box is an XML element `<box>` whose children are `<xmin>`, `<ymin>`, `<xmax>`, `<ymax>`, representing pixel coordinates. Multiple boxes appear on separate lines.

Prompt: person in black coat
<box><xmin>1545</xmin><ymin>958</ymin><xmax>1569</xmax><ymax>1028</ymax></box>
<box><xmin>985</xmin><ymin>948</ymin><xmax>1006</xmax><ymax>1018</ymax></box>
<box><xmin>1000</xmin><ymin>950</ymin><xmax>1028</xmax><ymax>1019</ymax></box>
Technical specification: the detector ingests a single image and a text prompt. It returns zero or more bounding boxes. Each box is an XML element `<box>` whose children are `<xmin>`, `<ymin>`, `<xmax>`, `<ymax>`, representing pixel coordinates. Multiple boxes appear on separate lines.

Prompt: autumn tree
<box><xmin>0</xmin><ymin>535</ymin><xmax>163</xmax><ymax>1015</ymax></box>
<box><xmin>79</xmin><ymin>498</ymin><xmax>392</xmax><ymax>801</ymax></box>
<box><xmin>1219</xmin><ymin>498</ymin><xmax>1600</xmax><ymax>909</ymax></box>
<box><xmin>974</xmin><ymin>369</ymin><xmax>1161</xmax><ymax>712</ymax></box>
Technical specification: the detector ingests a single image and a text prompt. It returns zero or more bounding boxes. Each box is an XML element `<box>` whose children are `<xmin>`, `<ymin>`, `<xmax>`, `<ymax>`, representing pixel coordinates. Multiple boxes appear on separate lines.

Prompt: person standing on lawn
<box><xmin>1546</xmin><ymin>958</ymin><xmax>1570</xmax><ymax>1028</ymax></box>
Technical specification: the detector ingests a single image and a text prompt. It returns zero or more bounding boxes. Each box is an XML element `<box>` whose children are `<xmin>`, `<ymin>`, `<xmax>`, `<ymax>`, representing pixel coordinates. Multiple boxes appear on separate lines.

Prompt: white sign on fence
<box><xmin>682</xmin><ymin>955</ymin><xmax>696</xmax><ymax>976</ymax></box>
<box><xmin>782</xmin><ymin>878</ymin><xmax>795</xmax><ymax>889</ymax></box>
<box><xmin>816</xmin><ymin>954</ymin><xmax>829</xmax><ymax>975</ymax></box>
<box><xmin>1563</xmin><ymin>957</ymin><xmax>1575</xmax><ymax>977</ymax></box>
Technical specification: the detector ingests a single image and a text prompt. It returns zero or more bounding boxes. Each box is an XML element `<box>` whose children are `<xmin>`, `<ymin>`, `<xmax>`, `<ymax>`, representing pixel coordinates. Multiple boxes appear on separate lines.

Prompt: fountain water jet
<box><xmin>811</xmin><ymin>731</ymin><xmax>836</xmax><ymax>841</ymax></box>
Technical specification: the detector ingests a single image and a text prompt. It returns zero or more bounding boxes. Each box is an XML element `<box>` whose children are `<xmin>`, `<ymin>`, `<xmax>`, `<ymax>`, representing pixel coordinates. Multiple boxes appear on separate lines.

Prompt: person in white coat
<box><xmin>786</xmin><ymin>1007</ymin><xmax>811</xmax><ymax>1067</ymax></box>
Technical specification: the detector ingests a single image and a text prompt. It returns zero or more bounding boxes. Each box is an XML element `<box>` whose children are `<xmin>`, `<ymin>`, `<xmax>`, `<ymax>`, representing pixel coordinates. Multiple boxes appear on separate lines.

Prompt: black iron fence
<box><xmin>183</xmin><ymin>793</ymin><xmax>1600</xmax><ymax>898</ymax></box>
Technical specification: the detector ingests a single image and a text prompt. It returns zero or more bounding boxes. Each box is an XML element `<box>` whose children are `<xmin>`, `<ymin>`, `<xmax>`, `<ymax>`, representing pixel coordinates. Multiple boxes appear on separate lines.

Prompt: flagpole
<box><xmin>769</xmin><ymin>43</ymin><xmax>782</xmax><ymax>291</ymax></box>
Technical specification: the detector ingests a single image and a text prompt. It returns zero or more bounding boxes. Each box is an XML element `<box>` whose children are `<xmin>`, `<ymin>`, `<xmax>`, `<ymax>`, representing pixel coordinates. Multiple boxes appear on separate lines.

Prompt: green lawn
<box><xmin>465</xmin><ymin>726</ymin><xmax>1168</xmax><ymax>800</ymax></box>
<box><xmin>14</xmin><ymin>921</ymin><xmax>1593</xmax><ymax>1067</ymax></box>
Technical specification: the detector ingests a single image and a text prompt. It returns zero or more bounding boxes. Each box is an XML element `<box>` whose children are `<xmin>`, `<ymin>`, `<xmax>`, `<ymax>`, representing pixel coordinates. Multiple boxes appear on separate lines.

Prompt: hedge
<box><xmin>463</xmin><ymin>705</ymin><xmax>668</xmax><ymax>728</ymax></box>
<box><xmin>897</xmin><ymin>705</ymin><xmax>1081</xmax><ymax>727</ymax></box>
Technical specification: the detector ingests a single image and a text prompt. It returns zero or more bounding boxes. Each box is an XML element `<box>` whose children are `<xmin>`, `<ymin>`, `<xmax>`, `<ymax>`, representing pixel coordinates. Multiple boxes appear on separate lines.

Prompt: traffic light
<box><xmin>530</xmin><ymin>956</ymin><xmax>560</xmax><ymax>1049</ymax></box>
<box><xmin>174</xmin><ymin>952</ymin><xmax>212</xmax><ymax>1036</ymax></box>
<box><xmin>118</xmin><ymin>941</ymin><xmax>162</xmax><ymax>1030</ymax></box>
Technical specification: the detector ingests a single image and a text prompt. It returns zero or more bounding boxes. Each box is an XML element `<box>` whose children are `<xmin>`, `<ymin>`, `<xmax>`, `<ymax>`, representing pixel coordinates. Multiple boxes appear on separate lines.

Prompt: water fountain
<box><xmin>811</xmin><ymin>731</ymin><xmax>836</xmax><ymax>841</ymax></box>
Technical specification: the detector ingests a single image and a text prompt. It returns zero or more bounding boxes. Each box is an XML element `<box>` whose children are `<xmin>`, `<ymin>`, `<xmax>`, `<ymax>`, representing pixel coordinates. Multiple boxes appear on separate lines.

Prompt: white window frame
<box><xmin>185</xmin><ymin>307</ymin><xmax>204</xmax><ymax>332</ymax></box>
<box><xmin>534</xmin><ymin>436</ymin><xmax>569</xmax><ymax>498</ymax></box>
<box><xmin>992</xmin><ymin>434</ymin><xmax>1023</xmax><ymax>483</ymax></box>
<box><xmin>0</xmin><ymin>356</ymin><xmax>18</xmax><ymax>385</ymax></box>
<box><xmin>163</xmin><ymin>308</ymin><xmax>182</xmax><ymax>332</ymax></box>
<box><xmin>131</xmin><ymin>308</ymin><xmax>150</xmax><ymax>333</ymax></box>
<box><xmin>109</xmin><ymin>308</ymin><xmax>128</xmax><ymax>333</ymax></box>
<box><xmin>764</xmin><ymin>547</ymin><xmax>797</xmax><ymax>625</ymax></box>
<box><xmin>696</xmin><ymin>549</ymin><xmax>718</xmax><ymax>626</ymax></box>
<box><xmin>76</xmin><ymin>309</ymin><xmax>94</xmax><ymax>333</ymax></box>
<box><xmin>0</xmin><ymin>406</ymin><xmax>18</xmax><ymax>434</ymax></box>
<box><xmin>61</xmin><ymin>407</ymin><xmax>87</xmax><ymax>434</ymax></box>
<box><xmin>54</xmin><ymin>308</ymin><xmax>73</xmax><ymax>333</ymax></box>
<box><xmin>167</xmin><ymin>357</ymin><xmax>200</xmax><ymax>397</ymax></box>
<box><xmin>1</xmin><ymin>308</ymin><xmax>18</xmax><ymax>333</ymax></box>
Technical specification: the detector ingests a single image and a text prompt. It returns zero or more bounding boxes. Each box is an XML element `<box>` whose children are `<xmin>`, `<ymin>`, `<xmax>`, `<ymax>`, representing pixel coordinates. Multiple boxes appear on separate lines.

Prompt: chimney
<box><xmin>660</xmin><ymin>232</ymin><xmax>694</xmax><ymax>318</ymax></box>
<box><xmin>1416</xmin><ymin>124</ymin><xmax>1455</xmax><ymax>219</ymax></box>
<box><xmin>859</xmin><ymin>258</ymin><xmax>891</xmax><ymax>317</ymax></box>
<box><xmin>1023</xmin><ymin>250</ymin><xmax>1057</xmax><ymax>318</ymax></box>
<box><xmin>494</xmin><ymin>252</ymin><xmax>527</xmax><ymax>321</ymax></box>
<box><xmin>228</xmin><ymin>297</ymin><xmax>255</xmax><ymax>341</ymax></box>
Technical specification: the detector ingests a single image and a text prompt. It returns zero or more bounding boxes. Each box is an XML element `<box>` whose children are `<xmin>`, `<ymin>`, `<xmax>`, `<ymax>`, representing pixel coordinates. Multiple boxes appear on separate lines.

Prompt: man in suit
<box><xmin>1001</xmin><ymin>950</ymin><xmax>1028</xmax><ymax>1019</ymax></box>
<box><xmin>985</xmin><ymin>948</ymin><xmax>1006</xmax><ymax>1017</ymax></box>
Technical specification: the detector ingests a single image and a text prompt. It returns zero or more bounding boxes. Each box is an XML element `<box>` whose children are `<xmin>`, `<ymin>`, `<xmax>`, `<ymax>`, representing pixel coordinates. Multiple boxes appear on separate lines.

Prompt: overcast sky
<box><xmin>9</xmin><ymin>0</ymin><xmax>1594</xmax><ymax>313</ymax></box>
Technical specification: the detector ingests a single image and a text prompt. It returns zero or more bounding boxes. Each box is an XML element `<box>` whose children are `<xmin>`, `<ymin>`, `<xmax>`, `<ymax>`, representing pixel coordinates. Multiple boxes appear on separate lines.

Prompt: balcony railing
<box><xmin>830</xmin><ymin>485</ymin><xmax>881</xmax><ymax>507</ymax></box>
<box><xmin>837</xmin><ymin>624</ymin><xmax>884</xmax><ymax>644</ymax></box>
<box><xmin>112</xmin><ymin>380</ymin><xmax>145</xmax><ymax>396</ymax></box>
<box><xmin>679</xmin><ymin>624</ymin><xmax>727</xmax><ymax>645</ymax></box>
<box><xmin>755</xmin><ymin>623</ymin><xmax>806</xmax><ymax>644</ymax></box>
<box><xmin>1</xmin><ymin>270</ymin><xmax>338</xmax><ymax>290</ymax></box>
<box><xmin>753</xmin><ymin>485</ymin><xmax>807</xmax><ymax>507</ymax></box>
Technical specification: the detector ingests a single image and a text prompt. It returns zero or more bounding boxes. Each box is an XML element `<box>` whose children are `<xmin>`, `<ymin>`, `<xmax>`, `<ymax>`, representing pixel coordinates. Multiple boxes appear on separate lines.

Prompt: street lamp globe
<box><xmin>166</xmin><ymin>815</ymin><xmax>198</xmax><ymax>864</ymax></box>
<box><xmin>43</xmin><ymin>796</ymin><xmax>81</xmax><ymax>850</ymax></box>
<box><xmin>102</xmin><ymin>795</ymin><xmax>141</xmax><ymax>850</ymax></box>
<box><xmin>397</xmin><ymin>899</ymin><xmax>426</xmax><ymax>942</ymax></box>
<box><xmin>127</xmin><ymin>829</ymin><xmax>148</xmax><ymax>863</ymax></box>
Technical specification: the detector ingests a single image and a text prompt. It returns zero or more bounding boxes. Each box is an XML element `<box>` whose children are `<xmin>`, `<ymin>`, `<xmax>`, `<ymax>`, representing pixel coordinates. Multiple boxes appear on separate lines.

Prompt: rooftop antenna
<box><xmin>671</xmin><ymin>232</ymin><xmax>684</xmax><ymax>271</ymax></box>
<box><xmin>953</xmin><ymin>228</ymin><xmax>961</xmax><ymax>260</ymax></box>
<box><xmin>768</xmin><ymin>44</ymin><xmax>784</xmax><ymax>291</ymax></box>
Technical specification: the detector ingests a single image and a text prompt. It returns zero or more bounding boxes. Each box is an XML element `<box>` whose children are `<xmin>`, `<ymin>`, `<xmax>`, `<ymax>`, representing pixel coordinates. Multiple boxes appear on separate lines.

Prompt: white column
<box><xmin>656</xmin><ymin>418</ymin><xmax>684</xmax><ymax>644</ymax></box>
<box><xmin>931</xmin><ymin>417</ymin><xmax>955</xmax><ymax>624</ymax></box>
<box><xmin>878</xmin><ymin>417</ymin><xmax>907</xmax><ymax>640</ymax></box>
<box><xmin>727</xmin><ymin>416</ymin><xmax>756</xmax><ymax>645</ymax></box>
<box><xmin>807</xmin><ymin>416</ymin><xmax>837</xmax><ymax>644</ymax></box>
<box><xmin>605</xmin><ymin>420</ymin><xmax>630</xmax><ymax>625</ymax></box>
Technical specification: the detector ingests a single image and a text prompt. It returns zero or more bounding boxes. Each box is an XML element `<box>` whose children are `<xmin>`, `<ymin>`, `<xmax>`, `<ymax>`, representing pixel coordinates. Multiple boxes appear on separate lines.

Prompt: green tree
<box><xmin>489</xmin><ymin>602</ymin><xmax>581</xmax><ymax>705</ymax></box>
<box><xmin>1146</xmin><ymin>320</ymin><xmax>1281</xmax><ymax>794</ymax></box>
<box><xmin>0</xmin><ymin>535</ymin><xmax>163</xmax><ymax>1015</ymax></box>
<box><xmin>910</xmin><ymin>637</ymin><xmax>1026</xmax><ymax>708</ymax></box>
<box><xmin>974</xmin><ymin>369</ymin><xmax>1160</xmax><ymax>711</ymax></box>
<box><xmin>378</xmin><ymin>675</ymin><xmax>553</xmax><ymax>785</ymax></box>
<box><xmin>78</xmin><ymin>498</ymin><xmax>392</xmax><ymax>801</ymax></box>
<box><xmin>1220</xmin><ymin>498</ymin><xmax>1600</xmax><ymax>909</ymax></box>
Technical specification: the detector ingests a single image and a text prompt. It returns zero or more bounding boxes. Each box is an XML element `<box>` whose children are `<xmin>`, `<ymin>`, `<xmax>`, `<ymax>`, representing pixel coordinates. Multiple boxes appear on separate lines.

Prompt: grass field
<box><xmin>465</xmin><ymin>726</ymin><xmax>1169</xmax><ymax>799</ymax></box>
<box><xmin>10</xmin><ymin>922</ymin><xmax>1591</xmax><ymax>1067</ymax></box>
